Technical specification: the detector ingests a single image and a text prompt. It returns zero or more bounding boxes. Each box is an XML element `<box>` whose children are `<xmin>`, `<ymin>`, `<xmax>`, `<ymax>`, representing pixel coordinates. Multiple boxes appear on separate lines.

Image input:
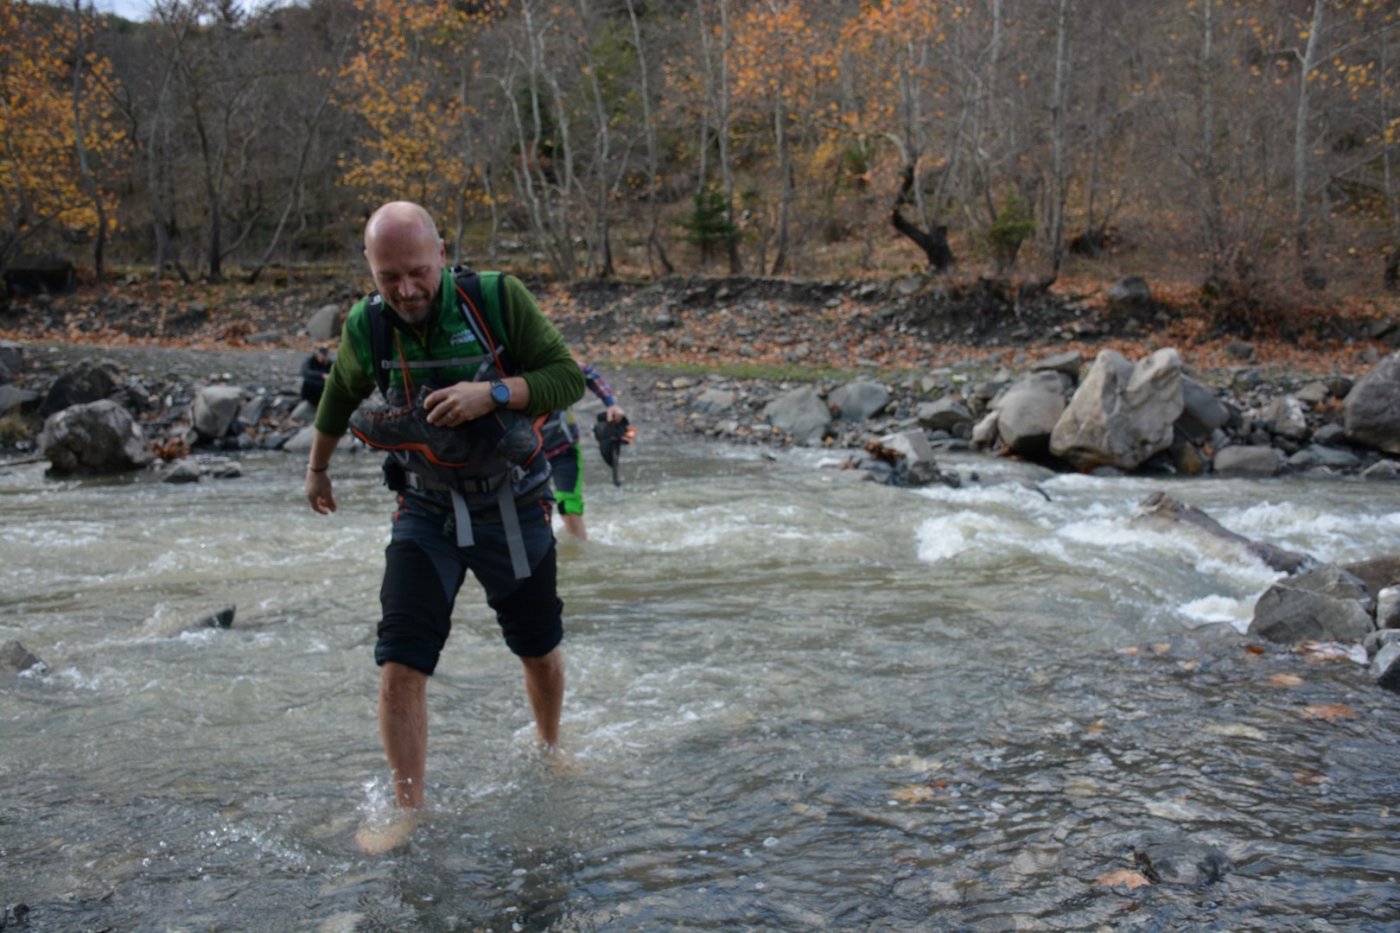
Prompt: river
<box><xmin>2</xmin><ymin>437</ymin><xmax>1399</xmax><ymax>931</ymax></box>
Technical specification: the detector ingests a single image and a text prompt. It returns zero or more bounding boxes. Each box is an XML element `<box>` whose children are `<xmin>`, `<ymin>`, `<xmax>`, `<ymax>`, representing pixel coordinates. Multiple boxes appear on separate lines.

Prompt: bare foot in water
<box><xmin>354</xmin><ymin>810</ymin><xmax>419</xmax><ymax>855</ymax></box>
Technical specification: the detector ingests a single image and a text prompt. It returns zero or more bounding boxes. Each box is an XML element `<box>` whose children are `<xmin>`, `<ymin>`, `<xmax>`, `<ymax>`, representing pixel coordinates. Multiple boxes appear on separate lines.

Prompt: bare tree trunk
<box><xmin>714</xmin><ymin>0</ymin><xmax>740</xmax><ymax>274</ymax></box>
<box><xmin>1384</xmin><ymin>27</ymin><xmax>1399</xmax><ymax>291</ymax></box>
<box><xmin>625</xmin><ymin>0</ymin><xmax>671</xmax><ymax>276</ymax></box>
<box><xmin>68</xmin><ymin>1</ymin><xmax>107</xmax><ymax>278</ymax></box>
<box><xmin>1293</xmin><ymin>0</ymin><xmax>1325</xmax><ymax>283</ymax></box>
<box><xmin>1047</xmin><ymin>0</ymin><xmax>1071</xmax><ymax>274</ymax></box>
<box><xmin>891</xmin><ymin>162</ymin><xmax>953</xmax><ymax>271</ymax></box>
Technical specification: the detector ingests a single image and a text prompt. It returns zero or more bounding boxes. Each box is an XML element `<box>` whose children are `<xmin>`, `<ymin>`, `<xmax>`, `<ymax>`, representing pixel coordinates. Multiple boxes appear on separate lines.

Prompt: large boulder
<box><xmin>305</xmin><ymin>303</ymin><xmax>342</xmax><ymax>342</ymax></box>
<box><xmin>38</xmin><ymin>360</ymin><xmax>122</xmax><ymax>417</ymax></box>
<box><xmin>763</xmin><ymin>386</ymin><xmax>831</xmax><ymax>444</ymax></box>
<box><xmin>1175</xmin><ymin>376</ymin><xmax>1230</xmax><ymax>442</ymax></box>
<box><xmin>1344</xmin><ymin>352</ymin><xmax>1400</xmax><ymax>454</ymax></box>
<box><xmin>1247</xmin><ymin>564</ymin><xmax>1376</xmax><ymax>644</ymax></box>
<box><xmin>828</xmin><ymin>380</ymin><xmax>890</xmax><ymax>421</ymax></box>
<box><xmin>992</xmin><ymin>371</ymin><xmax>1072</xmax><ymax>458</ymax></box>
<box><xmin>1050</xmin><ymin>348</ymin><xmax>1184</xmax><ymax>471</ymax></box>
<box><xmin>38</xmin><ymin>399</ymin><xmax>154</xmax><ymax>475</ymax></box>
<box><xmin>193</xmin><ymin>385</ymin><xmax>246</xmax><ymax>440</ymax></box>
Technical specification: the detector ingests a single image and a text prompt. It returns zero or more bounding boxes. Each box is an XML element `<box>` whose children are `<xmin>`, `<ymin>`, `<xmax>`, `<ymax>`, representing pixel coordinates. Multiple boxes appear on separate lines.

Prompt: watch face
<box><xmin>491</xmin><ymin>382</ymin><xmax>510</xmax><ymax>406</ymax></box>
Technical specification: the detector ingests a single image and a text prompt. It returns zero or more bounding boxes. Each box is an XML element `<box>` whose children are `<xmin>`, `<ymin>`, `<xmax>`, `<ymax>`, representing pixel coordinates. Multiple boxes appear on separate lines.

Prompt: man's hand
<box><xmin>423</xmin><ymin>381</ymin><xmax>494</xmax><ymax>427</ymax></box>
<box><xmin>305</xmin><ymin>469</ymin><xmax>337</xmax><ymax>514</ymax></box>
<box><xmin>605</xmin><ymin>404</ymin><xmax>627</xmax><ymax>423</ymax></box>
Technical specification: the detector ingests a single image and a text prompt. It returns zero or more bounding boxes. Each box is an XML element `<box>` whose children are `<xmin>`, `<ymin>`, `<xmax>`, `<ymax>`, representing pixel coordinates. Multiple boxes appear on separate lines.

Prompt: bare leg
<box><xmin>520</xmin><ymin>648</ymin><xmax>565</xmax><ymax>745</ymax></box>
<box><xmin>356</xmin><ymin>661</ymin><xmax>427</xmax><ymax>854</ymax></box>
<box><xmin>561</xmin><ymin>512</ymin><xmax>588</xmax><ymax>541</ymax></box>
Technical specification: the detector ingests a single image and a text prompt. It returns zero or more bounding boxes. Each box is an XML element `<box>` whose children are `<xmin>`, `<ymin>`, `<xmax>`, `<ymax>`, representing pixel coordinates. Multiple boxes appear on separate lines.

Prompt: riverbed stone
<box><xmin>1362</xmin><ymin>460</ymin><xmax>1399</xmax><ymax>481</ymax></box>
<box><xmin>1030</xmin><ymin>350</ymin><xmax>1082</xmax><ymax>381</ymax></box>
<box><xmin>1</xmin><ymin>639</ymin><xmax>46</xmax><ymax>674</ymax></box>
<box><xmin>1213</xmin><ymin>445</ymin><xmax>1284</xmax><ymax>476</ymax></box>
<box><xmin>1372</xmin><ymin>642</ymin><xmax>1400</xmax><ymax>692</ymax></box>
<box><xmin>162</xmin><ymin>459</ymin><xmax>201</xmax><ymax>483</ymax></box>
<box><xmin>1176</xmin><ymin>376</ymin><xmax>1230</xmax><ymax>442</ymax></box>
<box><xmin>193</xmin><ymin>385</ymin><xmax>244</xmax><ymax>440</ymax></box>
<box><xmin>1341</xmin><ymin>556</ymin><xmax>1400</xmax><ymax>602</ymax></box>
<box><xmin>1133</xmin><ymin>837</ymin><xmax>1232</xmax><ymax>886</ymax></box>
<box><xmin>1287</xmin><ymin>445</ymin><xmax>1362</xmax><ymax>471</ymax></box>
<box><xmin>1261</xmin><ymin>395</ymin><xmax>1309</xmax><ymax>440</ymax></box>
<box><xmin>1247</xmin><ymin>584</ymin><xmax>1374</xmax><ymax>644</ymax></box>
<box><xmin>916</xmin><ymin>397</ymin><xmax>973</xmax><ymax>434</ymax></box>
<box><xmin>38</xmin><ymin>399</ymin><xmax>154</xmax><ymax>475</ymax></box>
<box><xmin>1050</xmin><ymin>348</ymin><xmax>1184</xmax><ymax>471</ymax></box>
<box><xmin>1344</xmin><ymin>351</ymin><xmax>1400</xmax><ymax>454</ymax></box>
<box><xmin>692</xmin><ymin>387</ymin><xmax>736</xmax><ymax>414</ymax></box>
<box><xmin>1376</xmin><ymin>587</ymin><xmax>1400</xmax><ymax>630</ymax></box>
<box><xmin>763</xmin><ymin>386</ymin><xmax>831</xmax><ymax>444</ymax></box>
<box><xmin>829</xmin><ymin>380</ymin><xmax>889</xmax><ymax>421</ymax></box>
<box><xmin>38</xmin><ymin>360</ymin><xmax>122</xmax><ymax>417</ymax></box>
<box><xmin>991</xmin><ymin>371</ymin><xmax>1071</xmax><ymax>458</ymax></box>
<box><xmin>305</xmin><ymin>303</ymin><xmax>341</xmax><ymax>342</ymax></box>
<box><xmin>0</xmin><ymin>340</ymin><xmax>24</xmax><ymax>382</ymax></box>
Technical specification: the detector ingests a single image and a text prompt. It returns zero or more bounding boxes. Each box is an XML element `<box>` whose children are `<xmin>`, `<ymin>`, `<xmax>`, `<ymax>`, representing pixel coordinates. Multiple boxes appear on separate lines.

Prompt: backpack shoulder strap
<box><xmin>453</xmin><ymin>268</ymin><xmax>516</xmax><ymax>374</ymax></box>
<box><xmin>362</xmin><ymin>296</ymin><xmax>392</xmax><ymax>398</ymax></box>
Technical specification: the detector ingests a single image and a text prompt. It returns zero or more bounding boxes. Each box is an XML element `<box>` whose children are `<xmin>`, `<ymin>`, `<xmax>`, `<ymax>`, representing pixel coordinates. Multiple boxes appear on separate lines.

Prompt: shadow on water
<box><xmin>2</xmin><ymin>442</ymin><xmax>1399</xmax><ymax>929</ymax></box>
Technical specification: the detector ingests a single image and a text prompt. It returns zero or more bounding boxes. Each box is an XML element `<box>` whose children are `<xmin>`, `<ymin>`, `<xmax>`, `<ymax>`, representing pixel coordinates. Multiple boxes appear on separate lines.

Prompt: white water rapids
<box><xmin>2</xmin><ymin>437</ymin><xmax>1399</xmax><ymax>930</ymax></box>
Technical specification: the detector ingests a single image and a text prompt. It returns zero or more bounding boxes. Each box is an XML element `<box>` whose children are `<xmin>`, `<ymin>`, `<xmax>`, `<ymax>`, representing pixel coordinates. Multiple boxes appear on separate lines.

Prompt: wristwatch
<box><xmin>489</xmin><ymin>380</ymin><xmax>511</xmax><ymax>409</ymax></box>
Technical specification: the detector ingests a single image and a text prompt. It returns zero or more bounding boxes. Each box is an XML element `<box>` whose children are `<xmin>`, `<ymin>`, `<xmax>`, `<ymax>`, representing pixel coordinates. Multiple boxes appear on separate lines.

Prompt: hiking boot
<box><xmin>350</xmin><ymin>389</ymin><xmax>539</xmax><ymax>468</ymax></box>
<box><xmin>350</xmin><ymin>398</ymin><xmax>479</xmax><ymax>465</ymax></box>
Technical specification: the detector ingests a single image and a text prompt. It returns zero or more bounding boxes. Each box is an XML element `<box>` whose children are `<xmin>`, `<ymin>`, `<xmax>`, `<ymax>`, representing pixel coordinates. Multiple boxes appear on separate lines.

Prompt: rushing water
<box><xmin>2</xmin><ymin>437</ymin><xmax>1399</xmax><ymax>931</ymax></box>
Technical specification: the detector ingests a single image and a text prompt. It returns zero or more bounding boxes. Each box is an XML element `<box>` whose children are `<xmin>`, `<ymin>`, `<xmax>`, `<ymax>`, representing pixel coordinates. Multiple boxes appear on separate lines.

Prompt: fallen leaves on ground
<box><xmin>1095</xmin><ymin>869</ymin><xmax>1151</xmax><ymax>890</ymax></box>
<box><xmin>1268</xmin><ymin>673</ymin><xmax>1305</xmax><ymax>688</ymax></box>
<box><xmin>1300</xmin><ymin>703</ymin><xmax>1358</xmax><ymax>722</ymax></box>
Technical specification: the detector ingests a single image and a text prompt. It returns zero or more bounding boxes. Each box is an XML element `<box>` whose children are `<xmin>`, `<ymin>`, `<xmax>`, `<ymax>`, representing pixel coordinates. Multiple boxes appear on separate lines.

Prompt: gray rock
<box><xmin>1</xmin><ymin>639</ymin><xmax>46</xmax><ymax>674</ymax></box>
<box><xmin>1030</xmin><ymin>350</ymin><xmax>1082</xmax><ymax>380</ymax></box>
<box><xmin>192</xmin><ymin>606</ymin><xmax>236</xmax><ymax>629</ymax></box>
<box><xmin>1341</xmin><ymin>556</ymin><xmax>1400</xmax><ymax>601</ymax></box>
<box><xmin>1176</xmin><ymin>376</ymin><xmax>1230</xmax><ymax>441</ymax></box>
<box><xmin>1135</xmin><ymin>491</ymin><xmax>1315</xmax><ymax>574</ymax></box>
<box><xmin>916</xmin><ymin>397</ymin><xmax>973</xmax><ymax>433</ymax></box>
<box><xmin>210</xmin><ymin>460</ymin><xmax>243</xmax><ymax>479</ymax></box>
<box><xmin>239</xmin><ymin>395</ymin><xmax>269</xmax><ymax>425</ymax></box>
<box><xmin>162</xmin><ymin>460</ymin><xmax>202</xmax><ymax>483</ymax></box>
<box><xmin>1248</xmin><ymin>584</ymin><xmax>1374</xmax><ymax>644</ymax></box>
<box><xmin>1287</xmin><ymin>563</ymin><xmax>1375</xmax><ymax>613</ymax></box>
<box><xmin>1287</xmin><ymin>445</ymin><xmax>1361</xmax><ymax>471</ymax></box>
<box><xmin>992</xmin><ymin>371</ymin><xmax>1071</xmax><ymax>458</ymax></box>
<box><xmin>1225</xmin><ymin>341</ymin><xmax>1255</xmax><ymax>361</ymax></box>
<box><xmin>0</xmin><ymin>339</ymin><xmax>24</xmax><ymax>381</ymax></box>
<box><xmin>305</xmin><ymin>303</ymin><xmax>342</xmax><ymax>342</ymax></box>
<box><xmin>1362</xmin><ymin>460</ymin><xmax>1399</xmax><ymax>481</ymax></box>
<box><xmin>1344</xmin><ymin>351</ymin><xmax>1400</xmax><ymax>454</ymax></box>
<box><xmin>1372</xmin><ymin>641</ymin><xmax>1400</xmax><ymax>692</ymax></box>
<box><xmin>1376</xmin><ymin>586</ymin><xmax>1400</xmax><ymax>630</ymax></box>
<box><xmin>829</xmin><ymin>380</ymin><xmax>889</xmax><ymax>421</ymax></box>
<box><xmin>971</xmin><ymin>411</ymin><xmax>999</xmax><ymax>448</ymax></box>
<box><xmin>762</xmin><ymin>387</ymin><xmax>831</xmax><ymax>444</ymax></box>
<box><xmin>1311</xmin><ymin>423</ymin><xmax>1346</xmax><ymax>446</ymax></box>
<box><xmin>38</xmin><ymin>400</ymin><xmax>154</xmax><ymax>475</ymax></box>
<box><xmin>1134</xmin><ymin>837</ymin><xmax>1231</xmax><ymax>886</ymax></box>
<box><xmin>1213</xmin><ymin>445</ymin><xmax>1284</xmax><ymax>476</ymax></box>
<box><xmin>1261</xmin><ymin>395</ymin><xmax>1308</xmax><ymax>440</ymax></box>
<box><xmin>38</xmin><ymin>360</ymin><xmax>122</xmax><ymax>417</ymax></box>
<box><xmin>1107</xmin><ymin>275</ymin><xmax>1152</xmax><ymax>306</ymax></box>
<box><xmin>1050</xmin><ymin>348</ymin><xmax>1184</xmax><ymax>470</ymax></box>
<box><xmin>193</xmin><ymin>385</ymin><xmax>245</xmax><ymax>440</ymax></box>
<box><xmin>0</xmin><ymin>384</ymin><xmax>39</xmax><ymax>415</ymax></box>
<box><xmin>692</xmin><ymin>388</ymin><xmax>736</xmax><ymax>414</ymax></box>
<box><xmin>1295</xmin><ymin>381</ymin><xmax>1331</xmax><ymax>405</ymax></box>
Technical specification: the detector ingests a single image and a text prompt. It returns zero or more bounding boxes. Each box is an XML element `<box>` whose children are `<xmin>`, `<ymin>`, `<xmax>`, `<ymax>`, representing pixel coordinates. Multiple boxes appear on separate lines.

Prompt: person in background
<box><xmin>299</xmin><ymin>344</ymin><xmax>332</xmax><ymax>407</ymax></box>
<box><xmin>541</xmin><ymin>358</ymin><xmax>626</xmax><ymax>541</ymax></box>
<box><xmin>301</xmin><ymin>200</ymin><xmax>584</xmax><ymax>854</ymax></box>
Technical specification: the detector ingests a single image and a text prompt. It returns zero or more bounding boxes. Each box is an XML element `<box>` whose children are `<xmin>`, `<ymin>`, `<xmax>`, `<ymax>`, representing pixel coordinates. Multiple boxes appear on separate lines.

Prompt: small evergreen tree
<box><xmin>987</xmin><ymin>193</ymin><xmax>1035</xmax><ymax>274</ymax></box>
<box><xmin>681</xmin><ymin>185</ymin><xmax>739</xmax><ymax>265</ymax></box>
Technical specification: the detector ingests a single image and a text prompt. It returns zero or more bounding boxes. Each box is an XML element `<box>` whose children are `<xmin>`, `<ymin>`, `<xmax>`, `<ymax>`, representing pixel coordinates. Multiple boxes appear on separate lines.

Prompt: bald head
<box><xmin>363</xmin><ymin>201</ymin><xmax>446</xmax><ymax>325</ymax></box>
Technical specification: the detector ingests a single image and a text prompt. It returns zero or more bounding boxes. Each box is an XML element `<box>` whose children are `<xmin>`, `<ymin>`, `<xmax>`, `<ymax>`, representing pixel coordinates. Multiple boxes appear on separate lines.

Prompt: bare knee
<box><xmin>379</xmin><ymin>661</ymin><xmax>427</xmax><ymax>712</ymax></box>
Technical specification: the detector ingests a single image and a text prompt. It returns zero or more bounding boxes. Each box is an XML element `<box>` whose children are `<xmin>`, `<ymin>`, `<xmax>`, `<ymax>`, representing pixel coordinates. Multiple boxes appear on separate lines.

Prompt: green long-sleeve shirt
<box><xmin>314</xmin><ymin>270</ymin><xmax>583</xmax><ymax>436</ymax></box>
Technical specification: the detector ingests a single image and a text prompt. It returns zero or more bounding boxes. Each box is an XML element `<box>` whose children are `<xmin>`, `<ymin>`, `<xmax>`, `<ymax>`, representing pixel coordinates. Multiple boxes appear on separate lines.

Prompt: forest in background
<box><xmin>3</xmin><ymin>0</ymin><xmax>1399</xmax><ymax>324</ymax></box>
